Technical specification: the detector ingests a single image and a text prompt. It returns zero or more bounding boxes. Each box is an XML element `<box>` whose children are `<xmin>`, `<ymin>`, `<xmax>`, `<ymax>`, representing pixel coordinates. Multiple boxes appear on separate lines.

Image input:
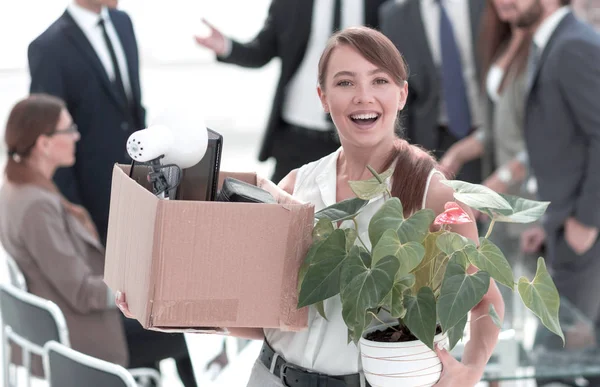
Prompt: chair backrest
<box><xmin>44</xmin><ymin>341</ymin><xmax>137</xmax><ymax>387</ymax></box>
<box><xmin>0</xmin><ymin>284</ymin><xmax>69</xmax><ymax>355</ymax></box>
<box><xmin>5</xmin><ymin>254</ymin><xmax>27</xmax><ymax>291</ymax></box>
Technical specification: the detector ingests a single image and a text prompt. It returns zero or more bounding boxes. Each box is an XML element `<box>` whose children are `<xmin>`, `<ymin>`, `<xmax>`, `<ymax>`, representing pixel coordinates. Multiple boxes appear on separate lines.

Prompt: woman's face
<box><xmin>318</xmin><ymin>45</ymin><xmax>407</xmax><ymax>150</ymax></box>
<box><xmin>44</xmin><ymin>109</ymin><xmax>80</xmax><ymax>168</ymax></box>
<box><xmin>492</xmin><ymin>0</ymin><xmax>519</xmax><ymax>23</ymax></box>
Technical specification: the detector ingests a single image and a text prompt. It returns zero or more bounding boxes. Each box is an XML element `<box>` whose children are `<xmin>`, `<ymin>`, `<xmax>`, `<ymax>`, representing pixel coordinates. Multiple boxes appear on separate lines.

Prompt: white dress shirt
<box><xmin>533</xmin><ymin>6</ymin><xmax>571</xmax><ymax>54</ymax></box>
<box><xmin>67</xmin><ymin>2</ymin><xmax>133</xmax><ymax>100</ymax></box>
<box><xmin>420</xmin><ymin>0</ymin><xmax>482</xmax><ymax>127</ymax></box>
<box><xmin>281</xmin><ymin>0</ymin><xmax>364</xmax><ymax>131</ymax></box>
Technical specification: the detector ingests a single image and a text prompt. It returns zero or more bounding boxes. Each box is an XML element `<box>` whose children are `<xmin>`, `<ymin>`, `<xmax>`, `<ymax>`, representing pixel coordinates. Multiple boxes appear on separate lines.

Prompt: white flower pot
<box><xmin>359</xmin><ymin>324</ymin><xmax>448</xmax><ymax>387</ymax></box>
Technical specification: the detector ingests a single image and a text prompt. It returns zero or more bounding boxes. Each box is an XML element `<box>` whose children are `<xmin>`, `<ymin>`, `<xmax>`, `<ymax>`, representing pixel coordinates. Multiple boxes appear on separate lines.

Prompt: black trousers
<box><xmin>122</xmin><ymin>315</ymin><xmax>197</xmax><ymax>387</ymax></box>
<box><xmin>535</xmin><ymin>229</ymin><xmax>600</xmax><ymax>387</ymax></box>
<box><xmin>271</xmin><ymin>122</ymin><xmax>341</xmax><ymax>184</ymax></box>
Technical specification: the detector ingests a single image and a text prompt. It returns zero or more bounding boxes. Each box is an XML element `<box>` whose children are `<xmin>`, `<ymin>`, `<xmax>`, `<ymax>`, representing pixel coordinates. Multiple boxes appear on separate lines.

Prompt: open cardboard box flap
<box><xmin>104</xmin><ymin>164</ymin><xmax>312</xmax><ymax>332</ymax></box>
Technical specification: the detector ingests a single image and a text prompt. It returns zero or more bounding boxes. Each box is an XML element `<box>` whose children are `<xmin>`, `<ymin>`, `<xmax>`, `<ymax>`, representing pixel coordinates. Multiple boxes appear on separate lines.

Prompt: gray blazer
<box><xmin>0</xmin><ymin>183</ymin><xmax>128</xmax><ymax>366</ymax></box>
<box><xmin>379</xmin><ymin>0</ymin><xmax>485</xmax><ymax>151</ymax></box>
<box><xmin>525</xmin><ymin>12</ymin><xmax>600</xmax><ymax>231</ymax></box>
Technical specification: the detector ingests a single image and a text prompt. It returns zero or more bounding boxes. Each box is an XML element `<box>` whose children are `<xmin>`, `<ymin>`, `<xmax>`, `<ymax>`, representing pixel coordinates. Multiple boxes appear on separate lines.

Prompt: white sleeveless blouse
<box><xmin>265</xmin><ymin>149</ymin><xmax>442</xmax><ymax>375</ymax></box>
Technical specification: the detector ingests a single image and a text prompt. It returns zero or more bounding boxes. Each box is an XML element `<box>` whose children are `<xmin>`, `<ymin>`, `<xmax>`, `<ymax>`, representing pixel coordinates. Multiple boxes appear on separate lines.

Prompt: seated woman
<box><xmin>0</xmin><ymin>94</ymin><xmax>196</xmax><ymax>386</ymax></box>
<box><xmin>120</xmin><ymin>26</ymin><xmax>505</xmax><ymax>386</ymax></box>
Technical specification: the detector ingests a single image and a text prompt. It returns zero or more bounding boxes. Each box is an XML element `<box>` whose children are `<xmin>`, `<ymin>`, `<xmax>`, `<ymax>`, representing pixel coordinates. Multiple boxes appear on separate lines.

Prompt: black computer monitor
<box><xmin>129</xmin><ymin>128</ymin><xmax>222</xmax><ymax>201</ymax></box>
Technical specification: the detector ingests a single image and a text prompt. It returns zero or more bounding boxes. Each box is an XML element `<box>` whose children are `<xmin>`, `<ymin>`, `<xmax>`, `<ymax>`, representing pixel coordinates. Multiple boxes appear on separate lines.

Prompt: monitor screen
<box><xmin>128</xmin><ymin>128</ymin><xmax>222</xmax><ymax>201</ymax></box>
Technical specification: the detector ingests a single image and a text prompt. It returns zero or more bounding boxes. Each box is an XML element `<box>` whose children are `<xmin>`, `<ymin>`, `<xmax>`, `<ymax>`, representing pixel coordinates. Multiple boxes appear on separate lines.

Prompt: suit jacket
<box><xmin>0</xmin><ymin>183</ymin><xmax>128</xmax><ymax>366</ymax></box>
<box><xmin>28</xmin><ymin>9</ymin><xmax>146</xmax><ymax>245</ymax></box>
<box><xmin>524</xmin><ymin>12</ymin><xmax>600</xmax><ymax>231</ymax></box>
<box><xmin>379</xmin><ymin>0</ymin><xmax>484</xmax><ymax>151</ymax></box>
<box><xmin>218</xmin><ymin>0</ymin><xmax>386</xmax><ymax>162</ymax></box>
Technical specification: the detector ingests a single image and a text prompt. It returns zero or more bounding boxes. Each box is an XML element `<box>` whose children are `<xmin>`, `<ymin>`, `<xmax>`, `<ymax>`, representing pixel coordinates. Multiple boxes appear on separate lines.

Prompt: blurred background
<box><xmin>2</xmin><ymin>1</ymin><xmax>600</xmax><ymax>386</ymax></box>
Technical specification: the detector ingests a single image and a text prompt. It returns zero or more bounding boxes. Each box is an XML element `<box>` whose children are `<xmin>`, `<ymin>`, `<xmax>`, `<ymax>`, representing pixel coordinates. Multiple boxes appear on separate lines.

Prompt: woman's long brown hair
<box><xmin>478</xmin><ymin>0</ymin><xmax>531</xmax><ymax>93</ymax></box>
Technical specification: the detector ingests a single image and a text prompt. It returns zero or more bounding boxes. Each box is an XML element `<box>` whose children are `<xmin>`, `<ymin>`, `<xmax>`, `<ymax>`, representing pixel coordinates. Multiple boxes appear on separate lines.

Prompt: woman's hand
<box><xmin>433</xmin><ymin>345</ymin><xmax>483</xmax><ymax>387</ymax></box>
<box><xmin>520</xmin><ymin>225</ymin><xmax>546</xmax><ymax>254</ymax></box>
<box><xmin>115</xmin><ymin>291</ymin><xmax>134</xmax><ymax>319</ymax></box>
<box><xmin>256</xmin><ymin>171</ymin><xmax>302</xmax><ymax>205</ymax></box>
<box><xmin>439</xmin><ymin>135</ymin><xmax>484</xmax><ymax>178</ymax></box>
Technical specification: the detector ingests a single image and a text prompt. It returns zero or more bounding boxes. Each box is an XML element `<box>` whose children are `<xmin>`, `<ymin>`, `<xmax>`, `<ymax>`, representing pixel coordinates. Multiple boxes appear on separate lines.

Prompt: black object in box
<box><xmin>217</xmin><ymin>177</ymin><xmax>277</xmax><ymax>204</ymax></box>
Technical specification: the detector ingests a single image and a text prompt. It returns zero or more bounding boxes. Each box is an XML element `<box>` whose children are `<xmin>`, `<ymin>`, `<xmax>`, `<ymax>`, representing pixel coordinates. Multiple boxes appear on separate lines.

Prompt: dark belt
<box><xmin>259</xmin><ymin>340</ymin><xmax>369</xmax><ymax>387</ymax></box>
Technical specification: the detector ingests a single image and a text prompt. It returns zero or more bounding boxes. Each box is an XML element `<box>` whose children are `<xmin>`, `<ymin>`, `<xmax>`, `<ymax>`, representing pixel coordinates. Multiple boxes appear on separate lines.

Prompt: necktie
<box><xmin>526</xmin><ymin>42</ymin><xmax>540</xmax><ymax>91</ymax></box>
<box><xmin>332</xmin><ymin>0</ymin><xmax>342</xmax><ymax>32</ymax></box>
<box><xmin>98</xmin><ymin>18</ymin><xmax>128</xmax><ymax>106</ymax></box>
<box><xmin>438</xmin><ymin>0</ymin><xmax>471</xmax><ymax>139</ymax></box>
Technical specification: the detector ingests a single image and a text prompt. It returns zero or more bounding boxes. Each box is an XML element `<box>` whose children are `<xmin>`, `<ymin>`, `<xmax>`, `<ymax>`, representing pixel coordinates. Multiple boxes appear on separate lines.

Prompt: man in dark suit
<box><xmin>28</xmin><ymin>0</ymin><xmax>144</xmax><ymax>246</ymax></box>
<box><xmin>27</xmin><ymin>2</ymin><xmax>197</xmax><ymax>385</ymax></box>
<box><xmin>510</xmin><ymin>0</ymin><xmax>600</xmax><ymax>354</ymax></box>
<box><xmin>195</xmin><ymin>0</ymin><xmax>386</xmax><ymax>182</ymax></box>
<box><xmin>380</xmin><ymin>0</ymin><xmax>485</xmax><ymax>183</ymax></box>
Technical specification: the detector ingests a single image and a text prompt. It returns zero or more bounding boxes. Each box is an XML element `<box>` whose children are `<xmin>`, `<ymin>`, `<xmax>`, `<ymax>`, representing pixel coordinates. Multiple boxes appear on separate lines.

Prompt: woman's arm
<box><xmin>438</xmin><ymin>133</ymin><xmax>485</xmax><ymax>178</ymax></box>
<box><xmin>425</xmin><ymin>174</ymin><xmax>505</xmax><ymax>385</ymax></box>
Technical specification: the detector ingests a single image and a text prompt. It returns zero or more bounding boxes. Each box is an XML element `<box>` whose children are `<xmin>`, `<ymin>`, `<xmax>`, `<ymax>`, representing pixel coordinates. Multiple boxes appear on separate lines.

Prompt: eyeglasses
<box><xmin>50</xmin><ymin>123</ymin><xmax>79</xmax><ymax>136</ymax></box>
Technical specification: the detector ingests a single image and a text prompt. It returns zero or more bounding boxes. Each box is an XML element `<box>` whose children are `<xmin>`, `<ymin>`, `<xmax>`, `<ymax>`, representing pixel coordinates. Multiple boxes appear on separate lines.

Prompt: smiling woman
<box><xmin>237</xmin><ymin>27</ymin><xmax>505</xmax><ymax>387</ymax></box>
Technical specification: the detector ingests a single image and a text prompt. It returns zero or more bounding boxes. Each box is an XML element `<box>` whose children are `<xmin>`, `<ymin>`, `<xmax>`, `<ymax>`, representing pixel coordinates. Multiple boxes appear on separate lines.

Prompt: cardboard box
<box><xmin>104</xmin><ymin>165</ymin><xmax>313</xmax><ymax>332</ymax></box>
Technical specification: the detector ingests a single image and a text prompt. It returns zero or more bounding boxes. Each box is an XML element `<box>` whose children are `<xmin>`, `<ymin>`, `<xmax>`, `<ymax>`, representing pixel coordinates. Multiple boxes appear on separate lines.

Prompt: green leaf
<box><xmin>518</xmin><ymin>258</ymin><xmax>564</xmax><ymax>344</ymax></box>
<box><xmin>446</xmin><ymin>314</ymin><xmax>468</xmax><ymax>351</ymax></box>
<box><xmin>435</xmin><ymin>232</ymin><xmax>473</xmax><ymax>275</ymax></box>
<box><xmin>413</xmin><ymin>231</ymin><xmax>445</xmax><ymax>293</ymax></box>
<box><xmin>381</xmin><ymin>274</ymin><xmax>415</xmax><ymax>318</ymax></box>
<box><xmin>489</xmin><ymin>303</ymin><xmax>502</xmax><ymax>329</ymax></box>
<box><xmin>341</xmin><ymin>253</ymin><xmax>399</xmax><ymax>344</ymax></box>
<box><xmin>313</xmin><ymin>219</ymin><xmax>334</xmax><ymax>242</ymax></box>
<box><xmin>348</xmin><ymin>168</ymin><xmax>394</xmax><ymax>200</ymax></box>
<box><xmin>369</xmin><ymin>198</ymin><xmax>404</xmax><ymax>247</ymax></box>
<box><xmin>436</xmin><ymin>232</ymin><xmax>475</xmax><ymax>256</ymax></box>
<box><xmin>442</xmin><ymin>180</ymin><xmax>512</xmax><ymax>212</ymax></box>
<box><xmin>372</xmin><ymin>229</ymin><xmax>425</xmax><ymax>276</ymax></box>
<box><xmin>315</xmin><ymin>301</ymin><xmax>327</xmax><ymax>320</ymax></box>
<box><xmin>358</xmin><ymin>246</ymin><xmax>372</xmax><ymax>268</ymax></box>
<box><xmin>298</xmin><ymin>229</ymin><xmax>347</xmax><ymax>307</ymax></box>
<box><xmin>297</xmin><ymin>239</ymin><xmax>326</xmax><ymax>293</ymax></box>
<box><xmin>495</xmin><ymin>194</ymin><xmax>550</xmax><ymax>224</ymax></box>
<box><xmin>438</xmin><ymin>260</ymin><xmax>490</xmax><ymax>332</ymax></box>
<box><xmin>369</xmin><ymin>199</ymin><xmax>435</xmax><ymax>248</ymax></box>
<box><xmin>396</xmin><ymin>209</ymin><xmax>436</xmax><ymax>244</ymax></box>
<box><xmin>403</xmin><ymin>286</ymin><xmax>437</xmax><ymax>350</ymax></box>
<box><xmin>344</xmin><ymin>228</ymin><xmax>358</xmax><ymax>252</ymax></box>
<box><xmin>467</xmin><ymin>239</ymin><xmax>514</xmax><ymax>290</ymax></box>
<box><xmin>315</xmin><ymin>197</ymin><xmax>369</xmax><ymax>222</ymax></box>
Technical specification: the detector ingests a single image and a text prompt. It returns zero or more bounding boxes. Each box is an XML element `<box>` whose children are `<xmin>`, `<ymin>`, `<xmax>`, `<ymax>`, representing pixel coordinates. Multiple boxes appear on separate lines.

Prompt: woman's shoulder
<box><xmin>284</xmin><ymin>149</ymin><xmax>341</xmax><ymax>195</ymax></box>
<box><xmin>0</xmin><ymin>183</ymin><xmax>62</xmax><ymax>216</ymax></box>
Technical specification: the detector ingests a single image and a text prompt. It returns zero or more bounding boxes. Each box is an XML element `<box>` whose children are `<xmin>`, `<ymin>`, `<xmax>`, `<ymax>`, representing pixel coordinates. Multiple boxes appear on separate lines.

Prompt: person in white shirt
<box><xmin>28</xmin><ymin>1</ymin><xmax>197</xmax><ymax>385</ymax></box>
<box><xmin>504</xmin><ymin>1</ymin><xmax>600</xmax><ymax>385</ymax></box>
<box><xmin>194</xmin><ymin>0</ymin><xmax>386</xmax><ymax>183</ymax></box>
<box><xmin>119</xmin><ymin>26</ymin><xmax>505</xmax><ymax>387</ymax></box>
<box><xmin>379</xmin><ymin>0</ymin><xmax>486</xmax><ymax>184</ymax></box>
<box><xmin>439</xmin><ymin>0</ymin><xmax>532</xmax><ymax>199</ymax></box>
<box><xmin>28</xmin><ymin>0</ymin><xmax>144</xmax><ymax>246</ymax></box>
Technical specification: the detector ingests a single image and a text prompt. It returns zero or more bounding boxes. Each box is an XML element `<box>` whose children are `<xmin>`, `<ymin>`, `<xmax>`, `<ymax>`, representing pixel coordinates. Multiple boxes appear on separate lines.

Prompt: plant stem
<box><xmin>352</xmin><ymin>218</ymin><xmax>370</xmax><ymax>252</ymax></box>
<box><xmin>484</xmin><ymin>219</ymin><xmax>496</xmax><ymax>239</ymax></box>
<box><xmin>368</xmin><ymin>311</ymin><xmax>399</xmax><ymax>331</ymax></box>
<box><xmin>366</xmin><ymin>165</ymin><xmax>383</xmax><ymax>183</ymax></box>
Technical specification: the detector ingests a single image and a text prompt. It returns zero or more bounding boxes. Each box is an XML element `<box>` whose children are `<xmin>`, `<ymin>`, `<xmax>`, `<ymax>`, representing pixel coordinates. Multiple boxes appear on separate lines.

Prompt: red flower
<box><xmin>434</xmin><ymin>202</ymin><xmax>473</xmax><ymax>225</ymax></box>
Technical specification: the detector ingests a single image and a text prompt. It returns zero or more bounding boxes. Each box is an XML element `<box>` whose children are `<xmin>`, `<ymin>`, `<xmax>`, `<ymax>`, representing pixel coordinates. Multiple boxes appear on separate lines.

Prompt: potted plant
<box><xmin>297</xmin><ymin>168</ymin><xmax>563</xmax><ymax>387</ymax></box>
